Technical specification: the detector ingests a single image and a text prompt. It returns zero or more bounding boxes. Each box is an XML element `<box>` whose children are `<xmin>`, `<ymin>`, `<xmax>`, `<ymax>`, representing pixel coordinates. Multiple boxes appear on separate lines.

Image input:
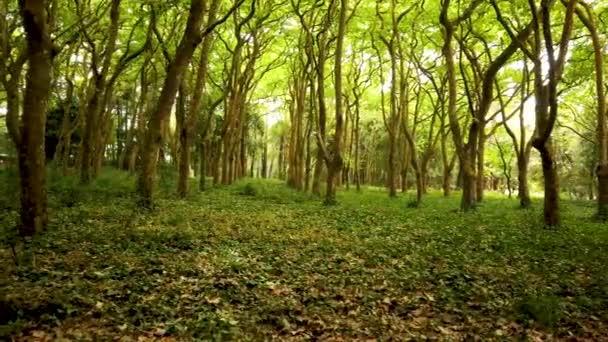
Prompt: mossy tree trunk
<box><xmin>17</xmin><ymin>0</ymin><xmax>54</xmax><ymax>236</ymax></box>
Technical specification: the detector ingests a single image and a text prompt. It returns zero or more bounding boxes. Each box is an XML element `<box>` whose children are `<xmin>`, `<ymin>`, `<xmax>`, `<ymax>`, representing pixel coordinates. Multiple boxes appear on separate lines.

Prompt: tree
<box><xmin>16</xmin><ymin>0</ymin><xmax>55</xmax><ymax>235</ymax></box>
<box><xmin>569</xmin><ymin>1</ymin><xmax>608</xmax><ymax>220</ymax></box>
<box><xmin>177</xmin><ymin>0</ymin><xmax>221</xmax><ymax>197</ymax></box>
<box><xmin>439</xmin><ymin>0</ymin><xmax>482</xmax><ymax>211</ymax></box>
<box><xmin>324</xmin><ymin>0</ymin><xmax>348</xmax><ymax>204</ymax></box>
<box><xmin>138</xmin><ymin>0</ymin><xmax>242</xmax><ymax>206</ymax></box>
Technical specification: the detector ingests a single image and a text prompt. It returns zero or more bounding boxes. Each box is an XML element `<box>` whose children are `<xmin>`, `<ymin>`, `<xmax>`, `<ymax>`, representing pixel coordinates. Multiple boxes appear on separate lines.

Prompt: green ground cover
<box><xmin>1</xmin><ymin>170</ymin><xmax>607</xmax><ymax>340</ymax></box>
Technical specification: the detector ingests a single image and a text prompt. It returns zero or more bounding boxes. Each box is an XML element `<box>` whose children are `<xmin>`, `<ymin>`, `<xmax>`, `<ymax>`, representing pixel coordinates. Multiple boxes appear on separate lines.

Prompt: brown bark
<box><xmin>199</xmin><ymin>142</ymin><xmax>208</xmax><ymax>190</ymax></box>
<box><xmin>287</xmin><ymin>63</ymin><xmax>307</xmax><ymax>190</ymax></box>
<box><xmin>442</xmin><ymin>158</ymin><xmax>455</xmax><ymax>197</ymax></box>
<box><xmin>538</xmin><ymin>141</ymin><xmax>560</xmax><ymax>225</ymax></box>
<box><xmin>311</xmin><ymin>1</ymin><xmax>335</xmax><ymax>197</ymax></box>
<box><xmin>17</xmin><ymin>0</ymin><xmax>54</xmax><ymax>235</ymax></box>
<box><xmin>440</xmin><ymin>106</ymin><xmax>455</xmax><ymax>197</ymax></box>
<box><xmin>324</xmin><ymin>0</ymin><xmax>347</xmax><ymax>205</ymax></box>
<box><xmin>220</xmin><ymin>3</ymin><xmax>262</xmax><ymax>185</ymax></box>
<box><xmin>439</xmin><ymin>0</ymin><xmax>482</xmax><ymax>209</ymax></box>
<box><xmin>442</xmin><ymin>0</ymin><xmax>530</xmax><ymax>211</ymax></box>
<box><xmin>354</xmin><ymin>96</ymin><xmax>361</xmax><ymax>192</ymax></box>
<box><xmin>494</xmin><ymin>54</ymin><xmax>533</xmax><ymax>207</ymax></box>
<box><xmin>518</xmin><ymin>157</ymin><xmax>531</xmax><ymax>207</ymax></box>
<box><xmin>138</xmin><ymin>0</ymin><xmax>207</xmax><ymax>206</ymax></box>
<box><xmin>53</xmin><ymin>65</ymin><xmax>76</xmax><ymax>171</ymax></box>
<box><xmin>373</xmin><ymin>30</ymin><xmax>398</xmax><ymax>198</ymax></box>
<box><xmin>178</xmin><ymin>0</ymin><xmax>219</xmax><ymax>194</ymax></box>
<box><xmin>176</xmin><ymin>82</ymin><xmax>189</xmax><ymax>197</ymax></box>
<box><xmin>304</xmin><ymin>103</ymin><xmax>313</xmax><ymax>192</ymax></box>
<box><xmin>1</xmin><ymin>3</ymin><xmax>27</xmax><ymax>148</ymax></box>
<box><xmin>529</xmin><ymin>0</ymin><xmax>575</xmax><ymax>226</ymax></box>
<box><xmin>80</xmin><ymin>0</ymin><xmax>121</xmax><ymax>184</ymax></box>
<box><xmin>571</xmin><ymin>1</ymin><xmax>608</xmax><ymax>219</ymax></box>
<box><xmin>476</xmin><ymin>131</ymin><xmax>486</xmax><ymax>202</ymax></box>
<box><xmin>495</xmin><ymin>136</ymin><xmax>513</xmax><ymax>198</ymax></box>
<box><xmin>261</xmin><ymin>135</ymin><xmax>268</xmax><ymax>179</ymax></box>
<box><xmin>278</xmin><ymin>135</ymin><xmax>285</xmax><ymax>179</ymax></box>
<box><xmin>121</xmin><ymin>66</ymin><xmax>149</xmax><ymax>172</ymax></box>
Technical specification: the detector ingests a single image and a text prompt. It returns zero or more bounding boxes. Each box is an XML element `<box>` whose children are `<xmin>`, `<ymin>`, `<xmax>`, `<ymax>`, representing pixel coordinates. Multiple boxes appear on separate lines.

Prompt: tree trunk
<box><xmin>312</xmin><ymin>3</ymin><xmax>333</xmax><ymax>197</ymax></box>
<box><xmin>443</xmin><ymin>169</ymin><xmax>452</xmax><ymax>197</ymax></box>
<box><xmin>17</xmin><ymin>0</ymin><xmax>53</xmax><ymax>235</ymax></box>
<box><xmin>80</xmin><ymin>0</ymin><xmax>121</xmax><ymax>184</ymax></box>
<box><xmin>324</xmin><ymin>0</ymin><xmax>347</xmax><ymax>205</ymax></box>
<box><xmin>261</xmin><ymin>138</ymin><xmax>268</xmax><ymax>178</ymax></box>
<box><xmin>518</xmin><ymin>157</ymin><xmax>531</xmax><ymax>207</ymax></box>
<box><xmin>177</xmin><ymin>83</ymin><xmax>189</xmax><ymax>198</ymax></box>
<box><xmin>278</xmin><ymin>135</ymin><xmax>285</xmax><ymax>180</ymax></box>
<box><xmin>354</xmin><ymin>99</ymin><xmax>361</xmax><ymax>192</ymax></box>
<box><xmin>387</xmin><ymin>138</ymin><xmax>397</xmax><ymax>197</ymax></box>
<box><xmin>539</xmin><ymin>141</ymin><xmax>560</xmax><ymax>226</ymax></box>
<box><xmin>461</xmin><ymin>167</ymin><xmax>476</xmax><ymax>211</ymax></box>
<box><xmin>137</xmin><ymin>0</ymin><xmax>206</xmax><ymax>206</ymax></box>
<box><xmin>461</xmin><ymin>126</ymin><xmax>479</xmax><ymax>211</ymax></box>
<box><xmin>199</xmin><ymin>142</ymin><xmax>207</xmax><ymax>191</ymax></box>
<box><xmin>312</xmin><ymin>150</ymin><xmax>323</xmax><ymax>195</ymax></box>
<box><xmin>213</xmin><ymin>142</ymin><xmax>221</xmax><ymax>184</ymax></box>
<box><xmin>572</xmin><ymin>2</ymin><xmax>608</xmax><ymax>220</ymax></box>
<box><xmin>304</xmin><ymin>118</ymin><xmax>312</xmax><ymax>191</ymax></box>
<box><xmin>476</xmin><ymin>133</ymin><xmax>486</xmax><ymax>202</ymax></box>
<box><xmin>597</xmin><ymin>165</ymin><xmax>608</xmax><ymax>219</ymax></box>
<box><xmin>414</xmin><ymin>169</ymin><xmax>423</xmax><ymax>206</ymax></box>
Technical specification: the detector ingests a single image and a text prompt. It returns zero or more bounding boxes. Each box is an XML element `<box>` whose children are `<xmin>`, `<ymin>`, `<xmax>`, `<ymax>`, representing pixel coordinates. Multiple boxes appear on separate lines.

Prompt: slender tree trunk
<box><xmin>177</xmin><ymin>83</ymin><xmax>189</xmax><ymax>198</ymax></box>
<box><xmin>572</xmin><ymin>2</ymin><xmax>608</xmax><ymax>219</ymax></box>
<box><xmin>476</xmin><ymin>132</ymin><xmax>486</xmax><ymax>202</ymax></box>
<box><xmin>261</xmin><ymin>137</ymin><xmax>268</xmax><ymax>178</ymax></box>
<box><xmin>80</xmin><ymin>0</ymin><xmax>121</xmax><ymax>184</ymax></box>
<box><xmin>461</xmin><ymin>126</ymin><xmax>479</xmax><ymax>210</ymax></box>
<box><xmin>414</xmin><ymin>169</ymin><xmax>423</xmax><ymax>205</ymax></box>
<box><xmin>539</xmin><ymin>141</ymin><xmax>560</xmax><ymax>226</ymax></box>
<box><xmin>312</xmin><ymin>150</ymin><xmax>323</xmax><ymax>195</ymax></box>
<box><xmin>199</xmin><ymin>142</ymin><xmax>207</xmax><ymax>190</ymax></box>
<box><xmin>518</xmin><ymin>157</ymin><xmax>531</xmax><ymax>207</ymax></box>
<box><xmin>137</xmin><ymin>0</ymin><xmax>207</xmax><ymax>206</ymax></box>
<box><xmin>528</xmin><ymin>0</ymin><xmax>575</xmax><ymax>226</ymax></box>
<box><xmin>312</xmin><ymin>3</ymin><xmax>333</xmax><ymax>197</ymax></box>
<box><xmin>354</xmin><ymin>103</ymin><xmax>361</xmax><ymax>192</ymax></box>
<box><xmin>324</xmin><ymin>0</ymin><xmax>347</xmax><ymax>205</ymax></box>
<box><xmin>304</xmin><ymin>115</ymin><xmax>312</xmax><ymax>191</ymax></box>
<box><xmin>443</xmin><ymin>169</ymin><xmax>452</xmax><ymax>197</ymax></box>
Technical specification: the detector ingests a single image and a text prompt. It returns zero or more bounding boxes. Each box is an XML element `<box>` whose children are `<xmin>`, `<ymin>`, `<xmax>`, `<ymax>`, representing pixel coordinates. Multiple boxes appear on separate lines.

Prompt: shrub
<box><xmin>515</xmin><ymin>293</ymin><xmax>562</xmax><ymax>328</ymax></box>
<box><xmin>240</xmin><ymin>182</ymin><xmax>258</xmax><ymax>196</ymax></box>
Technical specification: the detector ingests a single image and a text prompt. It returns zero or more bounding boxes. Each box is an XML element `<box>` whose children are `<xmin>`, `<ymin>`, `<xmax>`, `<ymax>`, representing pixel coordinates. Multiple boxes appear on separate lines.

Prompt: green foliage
<box><xmin>515</xmin><ymin>293</ymin><xmax>562</xmax><ymax>329</ymax></box>
<box><xmin>234</xmin><ymin>178</ymin><xmax>312</xmax><ymax>204</ymax></box>
<box><xmin>157</xmin><ymin>163</ymin><xmax>178</xmax><ymax>194</ymax></box>
<box><xmin>1</xmin><ymin>173</ymin><xmax>608</xmax><ymax>339</ymax></box>
<box><xmin>239</xmin><ymin>182</ymin><xmax>258</xmax><ymax>196</ymax></box>
<box><xmin>47</xmin><ymin>167</ymin><xmax>135</xmax><ymax>207</ymax></box>
<box><xmin>0</xmin><ymin>167</ymin><xmax>20</xmax><ymax>251</ymax></box>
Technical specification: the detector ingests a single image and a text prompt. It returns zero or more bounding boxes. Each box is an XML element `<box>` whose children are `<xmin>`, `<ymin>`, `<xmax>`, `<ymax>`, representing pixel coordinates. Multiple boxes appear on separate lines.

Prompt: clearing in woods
<box><xmin>1</xmin><ymin>170</ymin><xmax>608</xmax><ymax>340</ymax></box>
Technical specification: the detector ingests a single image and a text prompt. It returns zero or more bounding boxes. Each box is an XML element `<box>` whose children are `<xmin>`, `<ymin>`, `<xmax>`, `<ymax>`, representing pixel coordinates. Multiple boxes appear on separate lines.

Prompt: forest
<box><xmin>1</xmin><ymin>0</ymin><xmax>608</xmax><ymax>339</ymax></box>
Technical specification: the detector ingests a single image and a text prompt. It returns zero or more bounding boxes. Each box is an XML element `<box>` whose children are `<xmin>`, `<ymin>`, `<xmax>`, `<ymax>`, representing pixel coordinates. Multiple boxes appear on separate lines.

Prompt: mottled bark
<box><xmin>138</xmin><ymin>0</ymin><xmax>207</xmax><ymax>206</ymax></box>
<box><xmin>324</xmin><ymin>0</ymin><xmax>347</xmax><ymax>205</ymax></box>
<box><xmin>176</xmin><ymin>83</ymin><xmax>189</xmax><ymax>198</ymax></box>
<box><xmin>571</xmin><ymin>1</ymin><xmax>608</xmax><ymax>220</ymax></box>
<box><xmin>17</xmin><ymin>0</ymin><xmax>54</xmax><ymax>235</ymax></box>
<box><xmin>80</xmin><ymin>0</ymin><xmax>121</xmax><ymax>184</ymax></box>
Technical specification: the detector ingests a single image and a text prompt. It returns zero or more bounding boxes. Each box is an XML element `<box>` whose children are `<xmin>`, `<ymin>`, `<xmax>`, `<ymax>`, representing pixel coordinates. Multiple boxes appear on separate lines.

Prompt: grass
<box><xmin>1</xmin><ymin>169</ymin><xmax>608</xmax><ymax>340</ymax></box>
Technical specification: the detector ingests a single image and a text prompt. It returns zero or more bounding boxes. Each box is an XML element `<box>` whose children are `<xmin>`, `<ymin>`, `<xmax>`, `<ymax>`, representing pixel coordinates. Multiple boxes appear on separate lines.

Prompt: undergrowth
<box><xmin>1</xmin><ymin>168</ymin><xmax>607</xmax><ymax>340</ymax></box>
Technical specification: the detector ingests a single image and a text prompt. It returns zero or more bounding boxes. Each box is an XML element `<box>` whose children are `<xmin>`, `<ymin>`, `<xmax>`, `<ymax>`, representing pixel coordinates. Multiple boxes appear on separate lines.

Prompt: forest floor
<box><xmin>1</xmin><ymin>169</ymin><xmax>608</xmax><ymax>341</ymax></box>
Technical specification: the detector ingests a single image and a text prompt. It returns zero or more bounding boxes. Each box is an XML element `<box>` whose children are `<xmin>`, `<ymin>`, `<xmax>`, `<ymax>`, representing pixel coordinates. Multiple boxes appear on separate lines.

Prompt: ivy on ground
<box><xmin>1</xmin><ymin>175</ymin><xmax>607</xmax><ymax>340</ymax></box>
